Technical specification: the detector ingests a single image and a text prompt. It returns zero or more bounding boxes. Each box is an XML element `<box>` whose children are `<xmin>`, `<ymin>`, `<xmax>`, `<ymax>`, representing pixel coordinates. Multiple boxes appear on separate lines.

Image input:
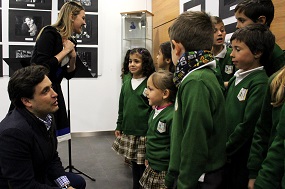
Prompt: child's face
<box><xmin>146</xmin><ymin>76</ymin><xmax>165</xmax><ymax>107</ymax></box>
<box><xmin>235</xmin><ymin>11</ymin><xmax>255</xmax><ymax>29</ymax></box>
<box><xmin>230</xmin><ymin>39</ymin><xmax>259</xmax><ymax>71</ymax></box>
<box><xmin>129</xmin><ymin>53</ymin><xmax>143</xmax><ymax>78</ymax></box>
<box><xmin>156</xmin><ymin>49</ymin><xmax>167</xmax><ymax>70</ymax></box>
<box><xmin>213</xmin><ymin>23</ymin><xmax>226</xmax><ymax>46</ymax></box>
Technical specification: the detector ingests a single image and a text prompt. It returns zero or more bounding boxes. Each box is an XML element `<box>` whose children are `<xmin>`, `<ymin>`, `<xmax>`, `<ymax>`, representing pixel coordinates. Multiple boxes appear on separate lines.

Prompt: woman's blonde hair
<box><xmin>37</xmin><ymin>1</ymin><xmax>84</xmax><ymax>40</ymax></box>
<box><xmin>271</xmin><ymin>66</ymin><xmax>285</xmax><ymax>107</ymax></box>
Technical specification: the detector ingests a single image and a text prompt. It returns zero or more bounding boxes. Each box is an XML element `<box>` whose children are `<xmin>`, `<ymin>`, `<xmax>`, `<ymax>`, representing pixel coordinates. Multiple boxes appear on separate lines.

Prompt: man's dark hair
<box><xmin>8</xmin><ymin>65</ymin><xmax>49</xmax><ymax>108</ymax></box>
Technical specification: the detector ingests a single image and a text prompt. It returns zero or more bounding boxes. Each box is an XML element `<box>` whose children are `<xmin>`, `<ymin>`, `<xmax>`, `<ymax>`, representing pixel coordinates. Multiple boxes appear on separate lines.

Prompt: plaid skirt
<box><xmin>139</xmin><ymin>165</ymin><xmax>167</xmax><ymax>189</ymax></box>
<box><xmin>112</xmin><ymin>134</ymin><xmax>146</xmax><ymax>165</ymax></box>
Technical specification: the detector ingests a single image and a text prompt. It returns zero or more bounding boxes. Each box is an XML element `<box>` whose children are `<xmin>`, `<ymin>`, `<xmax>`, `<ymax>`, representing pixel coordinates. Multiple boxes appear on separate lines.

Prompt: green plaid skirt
<box><xmin>139</xmin><ymin>165</ymin><xmax>167</xmax><ymax>189</ymax></box>
<box><xmin>112</xmin><ymin>134</ymin><xmax>146</xmax><ymax>165</ymax></box>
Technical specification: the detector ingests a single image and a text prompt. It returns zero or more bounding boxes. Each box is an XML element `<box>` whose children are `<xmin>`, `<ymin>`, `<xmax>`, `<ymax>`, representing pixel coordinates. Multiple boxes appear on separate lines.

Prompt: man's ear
<box><xmin>21</xmin><ymin>97</ymin><xmax>32</xmax><ymax>108</ymax></box>
<box><xmin>257</xmin><ymin>16</ymin><xmax>266</xmax><ymax>25</ymax></box>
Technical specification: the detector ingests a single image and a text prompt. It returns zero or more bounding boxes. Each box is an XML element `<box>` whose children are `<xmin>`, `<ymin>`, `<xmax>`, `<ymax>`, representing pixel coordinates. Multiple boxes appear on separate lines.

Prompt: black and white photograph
<box><xmin>77</xmin><ymin>47</ymin><xmax>98</xmax><ymax>78</ymax></box>
<box><xmin>58</xmin><ymin>0</ymin><xmax>98</xmax><ymax>12</ymax></box>
<box><xmin>9</xmin><ymin>45</ymin><xmax>34</xmax><ymax>58</ymax></box>
<box><xmin>0</xmin><ymin>46</ymin><xmax>2</xmax><ymax>77</ymax></box>
<box><xmin>73</xmin><ymin>14</ymin><xmax>98</xmax><ymax>45</ymax></box>
<box><xmin>0</xmin><ymin>10</ymin><xmax>2</xmax><ymax>42</ymax></box>
<box><xmin>10</xmin><ymin>0</ymin><xmax>52</xmax><ymax>10</ymax></box>
<box><xmin>9</xmin><ymin>10</ymin><xmax>51</xmax><ymax>42</ymax></box>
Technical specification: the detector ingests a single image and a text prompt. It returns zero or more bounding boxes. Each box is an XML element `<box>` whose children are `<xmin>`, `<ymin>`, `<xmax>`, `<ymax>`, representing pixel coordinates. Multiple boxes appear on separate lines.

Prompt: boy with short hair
<box><xmin>225</xmin><ymin>24</ymin><xmax>275</xmax><ymax>189</ymax></box>
<box><xmin>211</xmin><ymin>16</ymin><xmax>234</xmax><ymax>84</ymax></box>
<box><xmin>164</xmin><ymin>11</ymin><xmax>227</xmax><ymax>189</ymax></box>
<box><xmin>234</xmin><ymin>0</ymin><xmax>285</xmax><ymax>76</ymax></box>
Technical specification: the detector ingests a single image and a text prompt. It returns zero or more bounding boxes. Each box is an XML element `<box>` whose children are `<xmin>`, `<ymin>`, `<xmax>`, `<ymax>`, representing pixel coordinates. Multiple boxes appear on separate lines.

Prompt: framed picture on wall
<box><xmin>0</xmin><ymin>45</ymin><xmax>2</xmax><ymax>77</ymax></box>
<box><xmin>9</xmin><ymin>0</ymin><xmax>52</xmax><ymax>10</ymax></box>
<box><xmin>73</xmin><ymin>14</ymin><xmax>98</xmax><ymax>45</ymax></box>
<box><xmin>9</xmin><ymin>45</ymin><xmax>34</xmax><ymax>58</ymax></box>
<box><xmin>0</xmin><ymin>10</ymin><xmax>2</xmax><ymax>42</ymax></box>
<box><xmin>58</xmin><ymin>0</ymin><xmax>98</xmax><ymax>12</ymax></box>
<box><xmin>9</xmin><ymin>10</ymin><xmax>51</xmax><ymax>42</ymax></box>
<box><xmin>76</xmin><ymin>47</ymin><xmax>98</xmax><ymax>78</ymax></box>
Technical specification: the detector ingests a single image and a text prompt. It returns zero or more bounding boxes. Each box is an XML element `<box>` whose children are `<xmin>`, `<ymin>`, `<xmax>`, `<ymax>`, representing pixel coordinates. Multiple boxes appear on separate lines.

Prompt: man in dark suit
<box><xmin>0</xmin><ymin>65</ymin><xmax>86</xmax><ymax>189</ymax></box>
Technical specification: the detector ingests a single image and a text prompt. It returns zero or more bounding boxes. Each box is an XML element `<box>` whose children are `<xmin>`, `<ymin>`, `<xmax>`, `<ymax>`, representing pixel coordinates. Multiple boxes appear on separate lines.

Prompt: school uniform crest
<box><xmin>237</xmin><ymin>88</ymin><xmax>248</xmax><ymax>101</ymax></box>
<box><xmin>225</xmin><ymin>65</ymin><xmax>234</xmax><ymax>74</ymax></box>
<box><xmin>143</xmin><ymin>88</ymin><xmax>148</xmax><ymax>97</ymax></box>
<box><xmin>157</xmin><ymin>121</ymin><xmax>166</xmax><ymax>133</ymax></box>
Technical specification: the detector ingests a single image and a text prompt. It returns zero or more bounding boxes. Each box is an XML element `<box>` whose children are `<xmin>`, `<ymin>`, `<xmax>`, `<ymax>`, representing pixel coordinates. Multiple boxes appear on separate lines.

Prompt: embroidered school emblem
<box><xmin>225</xmin><ymin>65</ymin><xmax>234</xmax><ymax>74</ymax></box>
<box><xmin>237</xmin><ymin>88</ymin><xmax>248</xmax><ymax>101</ymax></box>
<box><xmin>143</xmin><ymin>88</ymin><xmax>147</xmax><ymax>97</ymax></box>
<box><xmin>157</xmin><ymin>121</ymin><xmax>167</xmax><ymax>133</ymax></box>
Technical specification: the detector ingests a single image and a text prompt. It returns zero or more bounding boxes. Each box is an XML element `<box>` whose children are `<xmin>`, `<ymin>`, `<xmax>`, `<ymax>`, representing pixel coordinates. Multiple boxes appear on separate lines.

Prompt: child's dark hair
<box><xmin>235</xmin><ymin>0</ymin><xmax>274</xmax><ymax>27</ymax></box>
<box><xmin>230</xmin><ymin>24</ymin><xmax>275</xmax><ymax>69</ymax></box>
<box><xmin>168</xmin><ymin>11</ymin><xmax>214</xmax><ymax>51</ymax></box>
<box><xmin>130</xmin><ymin>48</ymin><xmax>155</xmax><ymax>77</ymax></box>
<box><xmin>121</xmin><ymin>49</ymin><xmax>131</xmax><ymax>79</ymax></box>
<box><xmin>150</xmin><ymin>70</ymin><xmax>177</xmax><ymax>102</ymax></box>
<box><xmin>160</xmin><ymin>41</ymin><xmax>175</xmax><ymax>73</ymax></box>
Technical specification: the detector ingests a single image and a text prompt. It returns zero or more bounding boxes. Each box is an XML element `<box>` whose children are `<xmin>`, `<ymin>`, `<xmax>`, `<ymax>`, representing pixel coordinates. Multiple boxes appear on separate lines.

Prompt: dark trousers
<box><xmin>197</xmin><ymin>167</ymin><xmax>225</xmax><ymax>189</ymax></box>
<box><xmin>131</xmin><ymin>161</ymin><xmax>145</xmax><ymax>189</ymax></box>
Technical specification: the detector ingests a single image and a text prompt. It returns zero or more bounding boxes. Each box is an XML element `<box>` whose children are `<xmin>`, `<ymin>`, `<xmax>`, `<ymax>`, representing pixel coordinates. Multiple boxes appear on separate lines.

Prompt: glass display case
<box><xmin>120</xmin><ymin>10</ymin><xmax>153</xmax><ymax>62</ymax></box>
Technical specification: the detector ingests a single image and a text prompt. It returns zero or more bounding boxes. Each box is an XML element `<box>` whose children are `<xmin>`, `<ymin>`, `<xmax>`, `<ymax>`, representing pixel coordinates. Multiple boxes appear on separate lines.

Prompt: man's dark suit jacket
<box><xmin>0</xmin><ymin>107</ymin><xmax>66</xmax><ymax>189</ymax></box>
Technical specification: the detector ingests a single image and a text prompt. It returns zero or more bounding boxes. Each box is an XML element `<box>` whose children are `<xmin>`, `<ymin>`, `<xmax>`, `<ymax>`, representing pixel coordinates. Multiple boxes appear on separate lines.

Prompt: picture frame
<box><xmin>0</xmin><ymin>45</ymin><xmax>2</xmax><ymax>77</ymax></box>
<box><xmin>0</xmin><ymin>10</ymin><xmax>2</xmax><ymax>42</ymax></box>
<box><xmin>58</xmin><ymin>0</ymin><xmax>98</xmax><ymax>12</ymax></box>
<box><xmin>73</xmin><ymin>14</ymin><xmax>98</xmax><ymax>45</ymax></box>
<box><xmin>9</xmin><ymin>45</ymin><xmax>34</xmax><ymax>58</ymax></box>
<box><xmin>9</xmin><ymin>10</ymin><xmax>51</xmax><ymax>42</ymax></box>
<box><xmin>9</xmin><ymin>0</ymin><xmax>52</xmax><ymax>10</ymax></box>
<box><xmin>183</xmin><ymin>0</ymin><xmax>205</xmax><ymax>12</ymax></box>
<box><xmin>76</xmin><ymin>47</ymin><xmax>98</xmax><ymax>78</ymax></box>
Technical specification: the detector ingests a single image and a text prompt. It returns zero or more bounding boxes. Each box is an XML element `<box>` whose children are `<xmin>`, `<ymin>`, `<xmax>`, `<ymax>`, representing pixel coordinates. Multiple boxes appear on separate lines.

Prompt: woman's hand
<box><xmin>63</xmin><ymin>39</ymin><xmax>75</xmax><ymax>54</ymax></box>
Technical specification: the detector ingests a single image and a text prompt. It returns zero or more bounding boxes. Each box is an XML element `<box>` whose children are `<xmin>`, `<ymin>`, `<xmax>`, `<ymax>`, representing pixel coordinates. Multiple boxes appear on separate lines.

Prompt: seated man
<box><xmin>0</xmin><ymin>65</ymin><xmax>86</xmax><ymax>189</ymax></box>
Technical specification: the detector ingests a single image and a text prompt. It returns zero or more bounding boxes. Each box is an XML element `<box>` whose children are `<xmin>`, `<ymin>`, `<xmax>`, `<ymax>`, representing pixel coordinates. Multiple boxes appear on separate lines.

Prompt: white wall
<box><xmin>0</xmin><ymin>0</ymin><xmax>152</xmax><ymax>133</ymax></box>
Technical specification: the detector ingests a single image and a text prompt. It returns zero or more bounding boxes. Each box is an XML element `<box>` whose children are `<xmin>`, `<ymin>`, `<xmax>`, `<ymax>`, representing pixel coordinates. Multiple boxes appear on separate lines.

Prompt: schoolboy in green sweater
<box><xmin>225</xmin><ymin>24</ymin><xmax>275</xmax><ymax>189</ymax></box>
<box><xmin>164</xmin><ymin>11</ymin><xmax>227</xmax><ymax>189</ymax></box>
<box><xmin>234</xmin><ymin>0</ymin><xmax>285</xmax><ymax>76</ymax></box>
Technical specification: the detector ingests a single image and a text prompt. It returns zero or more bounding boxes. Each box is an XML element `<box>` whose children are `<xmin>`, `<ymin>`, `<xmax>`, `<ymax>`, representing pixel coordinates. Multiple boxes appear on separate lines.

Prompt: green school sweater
<box><xmin>247</xmin><ymin>72</ymin><xmax>282</xmax><ymax>179</ymax></box>
<box><xmin>146</xmin><ymin>104</ymin><xmax>174</xmax><ymax>172</ymax></box>
<box><xmin>116</xmin><ymin>78</ymin><xmax>152</xmax><ymax>136</ymax></box>
<box><xmin>266</xmin><ymin>43</ymin><xmax>285</xmax><ymax>76</ymax></box>
<box><xmin>226</xmin><ymin>70</ymin><xmax>268</xmax><ymax>157</ymax></box>
<box><xmin>216</xmin><ymin>47</ymin><xmax>235</xmax><ymax>82</ymax></box>
<box><xmin>165</xmin><ymin>67</ymin><xmax>226</xmax><ymax>189</ymax></box>
<box><xmin>254</xmin><ymin>104</ymin><xmax>285</xmax><ymax>188</ymax></box>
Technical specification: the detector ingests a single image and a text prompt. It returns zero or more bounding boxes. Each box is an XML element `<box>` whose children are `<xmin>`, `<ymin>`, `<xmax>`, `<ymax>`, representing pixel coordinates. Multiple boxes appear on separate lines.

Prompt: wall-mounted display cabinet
<box><xmin>120</xmin><ymin>10</ymin><xmax>153</xmax><ymax>62</ymax></box>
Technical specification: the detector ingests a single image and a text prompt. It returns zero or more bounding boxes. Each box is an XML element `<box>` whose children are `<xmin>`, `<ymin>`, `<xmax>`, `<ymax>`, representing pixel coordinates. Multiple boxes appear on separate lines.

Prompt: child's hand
<box><xmin>145</xmin><ymin>160</ymin><xmax>148</xmax><ymax>167</ymax></box>
<box><xmin>115</xmin><ymin>130</ymin><xmax>121</xmax><ymax>138</ymax></box>
<box><xmin>248</xmin><ymin>179</ymin><xmax>255</xmax><ymax>189</ymax></box>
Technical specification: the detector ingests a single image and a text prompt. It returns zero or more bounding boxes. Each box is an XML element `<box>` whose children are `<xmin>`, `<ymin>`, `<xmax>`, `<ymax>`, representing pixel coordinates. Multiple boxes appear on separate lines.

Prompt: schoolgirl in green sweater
<box><xmin>139</xmin><ymin>70</ymin><xmax>177</xmax><ymax>189</ymax></box>
<box><xmin>225</xmin><ymin>24</ymin><xmax>275</xmax><ymax>189</ymax></box>
<box><xmin>112</xmin><ymin>48</ymin><xmax>155</xmax><ymax>189</ymax></box>
<box><xmin>253</xmin><ymin>67</ymin><xmax>285</xmax><ymax>189</ymax></box>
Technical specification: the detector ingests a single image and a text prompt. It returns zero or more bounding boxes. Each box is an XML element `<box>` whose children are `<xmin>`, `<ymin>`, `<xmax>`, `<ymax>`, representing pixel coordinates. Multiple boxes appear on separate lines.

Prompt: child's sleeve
<box><xmin>116</xmin><ymin>85</ymin><xmax>125</xmax><ymax>131</ymax></box>
<box><xmin>247</xmin><ymin>84</ymin><xmax>273</xmax><ymax>179</ymax></box>
<box><xmin>254</xmin><ymin>134</ymin><xmax>284</xmax><ymax>188</ymax></box>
